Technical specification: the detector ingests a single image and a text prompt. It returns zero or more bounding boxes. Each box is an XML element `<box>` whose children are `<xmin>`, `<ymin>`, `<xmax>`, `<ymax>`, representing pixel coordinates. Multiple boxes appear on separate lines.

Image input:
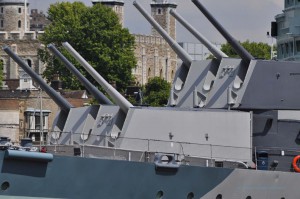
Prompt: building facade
<box><xmin>274</xmin><ymin>0</ymin><xmax>300</xmax><ymax>60</ymax></box>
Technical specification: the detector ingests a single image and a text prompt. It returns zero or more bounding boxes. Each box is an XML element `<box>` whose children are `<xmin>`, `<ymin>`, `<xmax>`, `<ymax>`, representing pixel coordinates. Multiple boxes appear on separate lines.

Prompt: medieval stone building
<box><xmin>93</xmin><ymin>0</ymin><xmax>178</xmax><ymax>85</ymax></box>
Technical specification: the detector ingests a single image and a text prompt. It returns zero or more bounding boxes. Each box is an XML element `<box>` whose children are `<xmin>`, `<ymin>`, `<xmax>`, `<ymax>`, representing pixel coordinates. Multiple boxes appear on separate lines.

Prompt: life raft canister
<box><xmin>292</xmin><ymin>155</ymin><xmax>300</xmax><ymax>172</ymax></box>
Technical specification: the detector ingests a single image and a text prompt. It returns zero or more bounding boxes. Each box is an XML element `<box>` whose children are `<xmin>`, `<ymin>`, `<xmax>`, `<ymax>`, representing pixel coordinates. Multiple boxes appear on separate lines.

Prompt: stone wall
<box><xmin>134</xmin><ymin>34</ymin><xmax>177</xmax><ymax>85</ymax></box>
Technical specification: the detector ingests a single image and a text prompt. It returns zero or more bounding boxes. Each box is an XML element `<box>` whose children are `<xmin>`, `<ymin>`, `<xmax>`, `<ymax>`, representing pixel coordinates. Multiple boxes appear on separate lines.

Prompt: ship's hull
<box><xmin>0</xmin><ymin>151</ymin><xmax>299</xmax><ymax>199</ymax></box>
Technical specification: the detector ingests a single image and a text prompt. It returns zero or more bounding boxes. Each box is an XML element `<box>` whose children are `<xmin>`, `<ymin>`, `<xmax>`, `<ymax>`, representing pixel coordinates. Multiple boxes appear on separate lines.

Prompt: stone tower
<box><xmin>92</xmin><ymin>0</ymin><xmax>124</xmax><ymax>27</ymax></box>
<box><xmin>0</xmin><ymin>0</ymin><xmax>30</xmax><ymax>35</ymax></box>
<box><xmin>150</xmin><ymin>0</ymin><xmax>177</xmax><ymax>40</ymax></box>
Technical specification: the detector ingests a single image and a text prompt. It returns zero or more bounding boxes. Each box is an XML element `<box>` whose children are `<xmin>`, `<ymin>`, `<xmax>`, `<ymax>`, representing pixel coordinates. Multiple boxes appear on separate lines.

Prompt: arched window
<box><xmin>157</xmin><ymin>8</ymin><xmax>162</xmax><ymax>15</ymax></box>
<box><xmin>171</xmin><ymin>70</ymin><xmax>174</xmax><ymax>80</ymax></box>
<box><xmin>26</xmin><ymin>59</ymin><xmax>32</xmax><ymax>67</ymax></box>
<box><xmin>159</xmin><ymin>69</ymin><xmax>163</xmax><ymax>78</ymax></box>
<box><xmin>18</xmin><ymin>20</ymin><xmax>21</xmax><ymax>28</ymax></box>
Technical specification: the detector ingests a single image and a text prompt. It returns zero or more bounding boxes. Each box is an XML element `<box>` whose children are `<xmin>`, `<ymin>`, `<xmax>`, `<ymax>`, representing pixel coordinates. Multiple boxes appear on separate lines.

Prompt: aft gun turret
<box><xmin>169</xmin><ymin>9</ymin><xmax>228</xmax><ymax>60</ymax></box>
<box><xmin>62</xmin><ymin>42</ymin><xmax>133</xmax><ymax>115</ymax></box>
<box><xmin>48</xmin><ymin>44</ymin><xmax>113</xmax><ymax>105</ymax></box>
<box><xmin>133</xmin><ymin>1</ymin><xmax>193</xmax><ymax>68</ymax></box>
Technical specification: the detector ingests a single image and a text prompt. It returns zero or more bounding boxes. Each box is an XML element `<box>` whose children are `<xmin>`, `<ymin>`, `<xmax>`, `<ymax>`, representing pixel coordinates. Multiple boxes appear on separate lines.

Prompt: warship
<box><xmin>0</xmin><ymin>0</ymin><xmax>300</xmax><ymax>198</ymax></box>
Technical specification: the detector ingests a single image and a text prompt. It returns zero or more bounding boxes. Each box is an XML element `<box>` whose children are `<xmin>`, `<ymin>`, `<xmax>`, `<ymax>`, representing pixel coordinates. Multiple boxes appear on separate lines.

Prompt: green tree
<box><xmin>220</xmin><ymin>40</ymin><xmax>272</xmax><ymax>60</ymax></box>
<box><xmin>143</xmin><ymin>77</ymin><xmax>171</xmax><ymax>107</ymax></box>
<box><xmin>38</xmin><ymin>2</ymin><xmax>136</xmax><ymax>92</ymax></box>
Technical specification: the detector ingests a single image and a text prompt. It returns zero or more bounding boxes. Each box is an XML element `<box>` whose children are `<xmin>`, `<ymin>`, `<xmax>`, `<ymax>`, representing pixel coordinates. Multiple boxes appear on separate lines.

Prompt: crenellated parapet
<box><xmin>0</xmin><ymin>30</ymin><xmax>44</xmax><ymax>40</ymax></box>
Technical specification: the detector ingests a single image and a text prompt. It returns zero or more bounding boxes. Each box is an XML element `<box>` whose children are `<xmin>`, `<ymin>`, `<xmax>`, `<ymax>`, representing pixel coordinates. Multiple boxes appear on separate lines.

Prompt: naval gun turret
<box><xmin>49</xmin><ymin>42</ymin><xmax>133</xmax><ymax>146</ymax></box>
<box><xmin>47</xmin><ymin>44</ymin><xmax>116</xmax><ymax>145</ymax></box>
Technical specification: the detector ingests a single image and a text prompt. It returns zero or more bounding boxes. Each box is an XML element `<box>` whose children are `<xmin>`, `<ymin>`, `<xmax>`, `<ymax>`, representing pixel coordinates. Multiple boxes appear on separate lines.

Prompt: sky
<box><xmin>28</xmin><ymin>0</ymin><xmax>284</xmax><ymax>45</ymax></box>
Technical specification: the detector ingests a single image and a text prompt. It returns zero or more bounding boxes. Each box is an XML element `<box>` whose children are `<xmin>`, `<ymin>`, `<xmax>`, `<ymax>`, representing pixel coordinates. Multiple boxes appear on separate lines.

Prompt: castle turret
<box><xmin>0</xmin><ymin>0</ymin><xmax>30</xmax><ymax>34</ymax></box>
<box><xmin>150</xmin><ymin>0</ymin><xmax>177</xmax><ymax>40</ymax></box>
<box><xmin>92</xmin><ymin>0</ymin><xmax>124</xmax><ymax>27</ymax></box>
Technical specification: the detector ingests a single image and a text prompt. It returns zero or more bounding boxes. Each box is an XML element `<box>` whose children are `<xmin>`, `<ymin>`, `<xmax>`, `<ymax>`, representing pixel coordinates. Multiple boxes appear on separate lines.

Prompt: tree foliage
<box><xmin>143</xmin><ymin>77</ymin><xmax>171</xmax><ymax>107</ymax></box>
<box><xmin>38</xmin><ymin>2</ymin><xmax>136</xmax><ymax>92</ymax></box>
<box><xmin>220</xmin><ymin>40</ymin><xmax>271</xmax><ymax>60</ymax></box>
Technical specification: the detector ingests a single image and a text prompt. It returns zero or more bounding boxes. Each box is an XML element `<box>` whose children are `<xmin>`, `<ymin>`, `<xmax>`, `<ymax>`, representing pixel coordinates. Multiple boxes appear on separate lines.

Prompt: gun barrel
<box><xmin>133</xmin><ymin>1</ymin><xmax>193</xmax><ymax>68</ymax></box>
<box><xmin>48</xmin><ymin>44</ymin><xmax>113</xmax><ymax>105</ymax></box>
<box><xmin>192</xmin><ymin>0</ymin><xmax>254</xmax><ymax>63</ymax></box>
<box><xmin>170</xmin><ymin>9</ymin><xmax>228</xmax><ymax>60</ymax></box>
<box><xmin>62</xmin><ymin>42</ymin><xmax>133</xmax><ymax>114</ymax></box>
<box><xmin>3</xmin><ymin>46</ymin><xmax>73</xmax><ymax>112</ymax></box>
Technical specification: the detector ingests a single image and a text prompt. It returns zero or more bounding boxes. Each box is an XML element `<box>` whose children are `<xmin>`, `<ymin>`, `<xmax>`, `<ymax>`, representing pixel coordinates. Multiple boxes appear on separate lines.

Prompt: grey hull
<box><xmin>0</xmin><ymin>151</ymin><xmax>299</xmax><ymax>199</ymax></box>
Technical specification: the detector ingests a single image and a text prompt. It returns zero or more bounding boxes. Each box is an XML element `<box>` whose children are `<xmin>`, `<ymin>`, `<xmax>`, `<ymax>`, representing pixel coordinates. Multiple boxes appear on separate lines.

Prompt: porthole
<box><xmin>187</xmin><ymin>192</ymin><xmax>194</xmax><ymax>199</ymax></box>
<box><xmin>156</xmin><ymin>190</ymin><xmax>163</xmax><ymax>199</ymax></box>
<box><xmin>246</xmin><ymin>196</ymin><xmax>252</xmax><ymax>199</ymax></box>
<box><xmin>1</xmin><ymin>181</ymin><xmax>9</xmax><ymax>191</ymax></box>
<box><xmin>216</xmin><ymin>194</ymin><xmax>222</xmax><ymax>199</ymax></box>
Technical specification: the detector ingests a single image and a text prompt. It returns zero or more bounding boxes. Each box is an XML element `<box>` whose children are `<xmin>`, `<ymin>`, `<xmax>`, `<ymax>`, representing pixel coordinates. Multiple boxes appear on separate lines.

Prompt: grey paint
<box><xmin>58</xmin><ymin>106</ymin><xmax>99</xmax><ymax>145</ymax></box>
<box><xmin>0</xmin><ymin>151</ymin><xmax>234</xmax><ymax>199</ymax></box>
<box><xmin>88</xmin><ymin>105</ymin><xmax>124</xmax><ymax>146</ymax></box>
<box><xmin>171</xmin><ymin>59</ymin><xmax>220</xmax><ymax>108</ymax></box>
<box><xmin>236</xmin><ymin>59</ymin><xmax>300</xmax><ymax>109</ymax></box>
<box><xmin>120</xmin><ymin>108</ymin><xmax>252</xmax><ymax>162</ymax></box>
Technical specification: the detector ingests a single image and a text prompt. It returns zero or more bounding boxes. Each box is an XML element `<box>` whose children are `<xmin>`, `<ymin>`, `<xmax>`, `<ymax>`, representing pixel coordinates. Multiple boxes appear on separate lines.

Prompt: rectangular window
<box><xmin>0</xmin><ymin>7</ymin><xmax>3</xmax><ymax>14</ymax></box>
<box><xmin>18</xmin><ymin>7</ymin><xmax>21</xmax><ymax>13</ymax></box>
<box><xmin>0</xmin><ymin>20</ymin><xmax>3</xmax><ymax>28</ymax></box>
<box><xmin>290</xmin><ymin>42</ymin><xmax>294</xmax><ymax>55</ymax></box>
<box><xmin>296</xmin><ymin>40</ymin><xmax>300</xmax><ymax>52</ymax></box>
<box><xmin>35</xmin><ymin>115</ymin><xmax>45</xmax><ymax>130</ymax></box>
